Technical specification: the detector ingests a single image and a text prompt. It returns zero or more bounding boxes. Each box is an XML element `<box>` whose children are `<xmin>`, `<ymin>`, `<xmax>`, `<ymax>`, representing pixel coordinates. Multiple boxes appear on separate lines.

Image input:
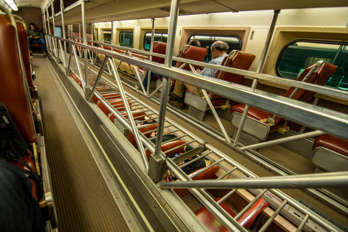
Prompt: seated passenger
<box><xmin>27</xmin><ymin>23</ymin><xmax>48</xmax><ymax>56</ymax></box>
<box><xmin>0</xmin><ymin>161</ymin><xmax>46</xmax><ymax>232</ymax></box>
<box><xmin>141</xmin><ymin>39</ymin><xmax>202</xmax><ymax>89</ymax></box>
<box><xmin>170</xmin><ymin>41</ymin><xmax>229</xmax><ymax>108</ymax></box>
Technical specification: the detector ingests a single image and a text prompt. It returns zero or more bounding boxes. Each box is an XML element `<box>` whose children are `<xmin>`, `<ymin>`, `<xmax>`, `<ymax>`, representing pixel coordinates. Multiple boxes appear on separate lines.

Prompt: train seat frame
<box><xmin>310</xmin><ymin>134</ymin><xmax>348</xmax><ymax>172</ymax></box>
<box><xmin>184</xmin><ymin>50</ymin><xmax>255</xmax><ymax>121</ymax></box>
<box><xmin>230</xmin><ymin>61</ymin><xmax>337</xmax><ymax>145</ymax></box>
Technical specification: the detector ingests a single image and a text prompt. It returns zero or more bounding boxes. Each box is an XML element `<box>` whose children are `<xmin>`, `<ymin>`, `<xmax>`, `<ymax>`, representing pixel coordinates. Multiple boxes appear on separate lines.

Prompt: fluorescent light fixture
<box><xmin>4</xmin><ymin>0</ymin><xmax>18</xmax><ymax>11</ymax></box>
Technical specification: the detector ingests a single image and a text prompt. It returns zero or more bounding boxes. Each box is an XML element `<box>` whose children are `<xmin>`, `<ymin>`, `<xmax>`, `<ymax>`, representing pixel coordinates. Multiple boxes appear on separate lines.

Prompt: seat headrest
<box><xmin>284</xmin><ymin>62</ymin><xmax>337</xmax><ymax>102</ymax></box>
<box><xmin>0</xmin><ymin>15</ymin><xmax>36</xmax><ymax>143</ymax></box>
<box><xmin>152</xmin><ymin>42</ymin><xmax>167</xmax><ymax>64</ymax></box>
<box><xmin>175</xmin><ymin>45</ymin><xmax>207</xmax><ymax>71</ymax></box>
<box><xmin>210</xmin><ymin>51</ymin><xmax>255</xmax><ymax>99</ymax></box>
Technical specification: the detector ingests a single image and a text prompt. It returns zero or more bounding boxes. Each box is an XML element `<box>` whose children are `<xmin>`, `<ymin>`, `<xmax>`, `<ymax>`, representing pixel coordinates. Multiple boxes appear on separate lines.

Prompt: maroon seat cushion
<box><xmin>313</xmin><ymin>135</ymin><xmax>348</xmax><ymax>157</ymax></box>
<box><xmin>231</xmin><ymin>104</ymin><xmax>283</xmax><ymax>130</ymax></box>
<box><xmin>195</xmin><ymin>198</ymin><xmax>236</xmax><ymax>232</ymax></box>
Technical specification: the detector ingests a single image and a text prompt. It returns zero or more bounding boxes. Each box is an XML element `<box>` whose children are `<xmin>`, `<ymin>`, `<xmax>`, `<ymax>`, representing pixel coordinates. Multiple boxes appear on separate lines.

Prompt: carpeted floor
<box><xmin>33</xmin><ymin>56</ymin><xmax>130</xmax><ymax>232</ymax></box>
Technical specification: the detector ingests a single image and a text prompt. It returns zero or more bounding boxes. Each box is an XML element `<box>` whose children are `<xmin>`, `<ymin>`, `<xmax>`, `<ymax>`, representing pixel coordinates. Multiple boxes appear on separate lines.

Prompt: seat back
<box><xmin>284</xmin><ymin>62</ymin><xmax>337</xmax><ymax>102</ymax></box>
<box><xmin>145</xmin><ymin>140</ymin><xmax>186</xmax><ymax>160</ymax></box>
<box><xmin>174</xmin><ymin>165</ymin><xmax>220</xmax><ymax>198</ymax></box>
<box><xmin>128</xmin><ymin>124</ymin><xmax>158</xmax><ymax>148</ymax></box>
<box><xmin>152</xmin><ymin>42</ymin><xmax>167</xmax><ymax>64</ymax></box>
<box><xmin>210</xmin><ymin>51</ymin><xmax>255</xmax><ymax>100</ymax></box>
<box><xmin>16</xmin><ymin>21</ymin><xmax>34</xmax><ymax>88</ymax></box>
<box><xmin>175</xmin><ymin>45</ymin><xmax>207</xmax><ymax>71</ymax></box>
<box><xmin>0</xmin><ymin>15</ymin><xmax>36</xmax><ymax>143</ymax></box>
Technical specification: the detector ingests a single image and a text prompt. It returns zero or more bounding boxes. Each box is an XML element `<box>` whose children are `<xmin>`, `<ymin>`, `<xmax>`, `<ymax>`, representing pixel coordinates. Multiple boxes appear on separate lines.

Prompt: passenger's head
<box><xmin>188</xmin><ymin>39</ymin><xmax>201</xmax><ymax>47</ymax></box>
<box><xmin>29</xmin><ymin>23</ymin><xmax>36</xmax><ymax>30</ymax></box>
<box><xmin>211</xmin><ymin>41</ymin><xmax>229</xmax><ymax>59</ymax></box>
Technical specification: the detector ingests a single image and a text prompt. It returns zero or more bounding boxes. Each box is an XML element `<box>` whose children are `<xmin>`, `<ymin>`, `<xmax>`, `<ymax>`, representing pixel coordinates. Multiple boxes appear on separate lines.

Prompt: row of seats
<box><xmin>0</xmin><ymin>14</ymin><xmax>39</xmax><ymax>202</ymax></box>
<box><xmin>72</xmin><ymin>70</ymin><xmax>271</xmax><ymax>230</ymax></box>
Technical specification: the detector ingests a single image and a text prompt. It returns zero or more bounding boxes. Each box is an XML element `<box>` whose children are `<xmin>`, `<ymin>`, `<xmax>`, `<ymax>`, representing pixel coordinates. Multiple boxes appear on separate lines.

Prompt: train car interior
<box><xmin>1</xmin><ymin>0</ymin><xmax>348</xmax><ymax>231</ymax></box>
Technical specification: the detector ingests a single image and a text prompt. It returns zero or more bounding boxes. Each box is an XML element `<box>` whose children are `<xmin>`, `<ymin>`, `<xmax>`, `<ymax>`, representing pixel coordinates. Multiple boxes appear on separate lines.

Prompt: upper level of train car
<box><xmin>2</xmin><ymin>0</ymin><xmax>348</xmax><ymax>231</ymax></box>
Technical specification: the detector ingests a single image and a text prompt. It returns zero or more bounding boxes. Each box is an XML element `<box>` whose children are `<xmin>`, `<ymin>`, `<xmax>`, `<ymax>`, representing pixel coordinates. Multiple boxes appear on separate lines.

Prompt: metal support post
<box><xmin>61</xmin><ymin>0</ymin><xmax>67</xmax><ymax>67</ymax></box>
<box><xmin>149</xmin><ymin>0</ymin><xmax>180</xmax><ymax>183</ymax></box>
<box><xmin>51</xmin><ymin>3</ymin><xmax>58</xmax><ymax>58</ymax></box>
<box><xmin>233</xmin><ymin>10</ymin><xmax>280</xmax><ymax>146</ymax></box>
<box><xmin>146</xmin><ymin>18</ymin><xmax>156</xmax><ymax>95</ymax></box>
<box><xmin>108</xmin><ymin>58</ymin><xmax>148</xmax><ymax>170</ymax></box>
<box><xmin>81</xmin><ymin>0</ymin><xmax>90</xmax><ymax>100</ymax></box>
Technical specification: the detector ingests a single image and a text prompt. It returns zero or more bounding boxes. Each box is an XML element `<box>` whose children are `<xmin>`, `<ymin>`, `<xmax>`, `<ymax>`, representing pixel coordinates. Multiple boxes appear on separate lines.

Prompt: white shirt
<box><xmin>200</xmin><ymin>53</ymin><xmax>228</xmax><ymax>77</ymax></box>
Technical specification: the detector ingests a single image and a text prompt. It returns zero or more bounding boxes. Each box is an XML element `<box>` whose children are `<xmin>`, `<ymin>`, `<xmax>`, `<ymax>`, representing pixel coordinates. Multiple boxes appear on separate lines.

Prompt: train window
<box><xmin>119</xmin><ymin>31</ymin><xmax>133</xmax><ymax>48</ymax></box>
<box><xmin>55</xmin><ymin>27</ymin><xmax>62</xmax><ymax>38</ymax></box>
<box><xmin>188</xmin><ymin>34</ymin><xmax>242</xmax><ymax>62</ymax></box>
<box><xmin>103</xmin><ymin>31</ymin><xmax>111</xmax><ymax>44</ymax></box>
<box><xmin>277</xmin><ymin>40</ymin><xmax>348</xmax><ymax>90</ymax></box>
<box><xmin>144</xmin><ymin>33</ymin><xmax>168</xmax><ymax>51</ymax></box>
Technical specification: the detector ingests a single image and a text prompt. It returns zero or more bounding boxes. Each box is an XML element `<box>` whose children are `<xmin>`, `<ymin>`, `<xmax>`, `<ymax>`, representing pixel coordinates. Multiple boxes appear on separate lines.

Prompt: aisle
<box><xmin>33</xmin><ymin>55</ymin><xmax>131</xmax><ymax>232</ymax></box>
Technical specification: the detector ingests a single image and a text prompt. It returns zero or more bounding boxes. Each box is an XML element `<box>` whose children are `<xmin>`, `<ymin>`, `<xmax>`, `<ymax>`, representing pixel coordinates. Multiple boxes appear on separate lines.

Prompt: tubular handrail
<box><xmin>53</xmin><ymin>35</ymin><xmax>347</xmax><ymax>101</ymax></box>
<box><xmin>55</xmin><ymin>35</ymin><xmax>348</xmax><ymax>140</ymax></box>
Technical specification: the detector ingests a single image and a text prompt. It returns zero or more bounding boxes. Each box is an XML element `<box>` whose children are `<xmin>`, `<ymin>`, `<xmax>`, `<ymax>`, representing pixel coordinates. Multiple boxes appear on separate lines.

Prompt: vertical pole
<box><xmin>78</xmin><ymin>24</ymin><xmax>82</xmax><ymax>58</ymax></box>
<box><xmin>233</xmin><ymin>10</ymin><xmax>280</xmax><ymax>146</ymax></box>
<box><xmin>81</xmin><ymin>0</ymin><xmax>89</xmax><ymax>99</ymax></box>
<box><xmin>42</xmin><ymin>12</ymin><xmax>48</xmax><ymax>52</ymax></box>
<box><xmin>111</xmin><ymin>21</ymin><xmax>114</xmax><ymax>45</ymax></box>
<box><xmin>51</xmin><ymin>2</ymin><xmax>58</xmax><ymax>59</ymax></box>
<box><xmin>146</xmin><ymin>18</ymin><xmax>155</xmax><ymax>95</ymax></box>
<box><xmin>150</xmin><ymin>0</ymin><xmax>180</xmax><ymax>182</ymax></box>
<box><xmin>91</xmin><ymin>23</ymin><xmax>95</xmax><ymax>64</ymax></box>
<box><xmin>61</xmin><ymin>0</ymin><xmax>67</xmax><ymax>67</ymax></box>
<box><xmin>46</xmin><ymin>9</ymin><xmax>52</xmax><ymax>55</ymax></box>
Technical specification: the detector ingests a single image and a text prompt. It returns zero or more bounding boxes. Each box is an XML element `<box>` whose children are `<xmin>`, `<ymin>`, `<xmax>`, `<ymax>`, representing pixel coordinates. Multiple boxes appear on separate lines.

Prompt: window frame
<box><xmin>143</xmin><ymin>32</ymin><xmax>168</xmax><ymax>51</ymax></box>
<box><xmin>187</xmin><ymin>34</ymin><xmax>242</xmax><ymax>62</ymax></box>
<box><xmin>276</xmin><ymin>39</ymin><xmax>348</xmax><ymax>89</ymax></box>
<box><xmin>119</xmin><ymin>31</ymin><xmax>134</xmax><ymax>48</ymax></box>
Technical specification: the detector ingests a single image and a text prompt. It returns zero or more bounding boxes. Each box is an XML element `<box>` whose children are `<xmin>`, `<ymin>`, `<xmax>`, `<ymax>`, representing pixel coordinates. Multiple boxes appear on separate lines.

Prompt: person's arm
<box><xmin>39</xmin><ymin>30</ymin><xmax>44</xmax><ymax>39</ymax></box>
<box><xmin>200</xmin><ymin>59</ymin><xmax>219</xmax><ymax>77</ymax></box>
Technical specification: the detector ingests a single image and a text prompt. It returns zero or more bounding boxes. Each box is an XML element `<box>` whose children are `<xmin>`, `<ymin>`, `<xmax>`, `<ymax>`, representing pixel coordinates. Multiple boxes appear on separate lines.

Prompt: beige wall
<box><xmin>14</xmin><ymin>7</ymin><xmax>43</xmax><ymax>28</ymax></box>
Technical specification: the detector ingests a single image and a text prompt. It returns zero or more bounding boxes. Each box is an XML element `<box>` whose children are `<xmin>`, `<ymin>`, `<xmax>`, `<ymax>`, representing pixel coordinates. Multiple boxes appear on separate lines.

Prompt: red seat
<box><xmin>175</xmin><ymin>45</ymin><xmax>207</xmax><ymax>71</ymax></box>
<box><xmin>108</xmin><ymin>110</ymin><xmax>146</xmax><ymax>123</ymax></box>
<box><xmin>9</xmin><ymin>150</ymin><xmax>38</xmax><ymax>200</ymax></box>
<box><xmin>145</xmin><ymin>140</ymin><xmax>186</xmax><ymax>160</ymax></box>
<box><xmin>311</xmin><ymin>134</ymin><xmax>348</xmax><ymax>172</ymax></box>
<box><xmin>231</xmin><ymin>62</ymin><xmax>337</xmax><ymax>130</ymax></box>
<box><xmin>195</xmin><ymin>197</ymin><xmax>269</xmax><ymax>231</ymax></box>
<box><xmin>208</xmin><ymin>51</ymin><xmax>255</xmax><ymax>107</ymax></box>
<box><xmin>0</xmin><ymin>15</ymin><xmax>36</xmax><ymax>144</ymax></box>
<box><xmin>313</xmin><ymin>135</ymin><xmax>348</xmax><ymax>157</ymax></box>
<box><xmin>128</xmin><ymin>124</ymin><xmax>158</xmax><ymax>148</ymax></box>
<box><xmin>173</xmin><ymin>165</ymin><xmax>220</xmax><ymax>198</ymax></box>
<box><xmin>16</xmin><ymin>21</ymin><xmax>34</xmax><ymax>89</ymax></box>
<box><xmin>152</xmin><ymin>42</ymin><xmax>167</xmax><ymax>64</ymax></box>
<box><xmin>97</xmin><ymin>99</ymin><xmax>130</xmax><ymax>115</ymax></box>
<box><xmin>195</xmin><ymin>198</ymin><xmax>236</xmax><ymax>232</ymax></box>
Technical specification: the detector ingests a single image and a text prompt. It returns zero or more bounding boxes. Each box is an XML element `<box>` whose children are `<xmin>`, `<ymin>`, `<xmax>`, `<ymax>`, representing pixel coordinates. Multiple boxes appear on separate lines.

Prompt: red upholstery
<box><xmin>195</xmin><ymin>197</ymin><xmax>269</xmax><ymax>231</ymax></box>
<box><xmin>108</xmin><ymin>110</ymin><xmax>146</xmax><ymax>123</ymax></box>
<box><xmin>17</xmin><ymin>22</ymin><xmax>34</xmax><ymax>88</ymax></box>
<box><xmin>313</xmin><ymin>135</ymin><xmax>348</xmax><ymax>157</ymax></box>
<box><xmin>102</xmin><ymin>93</ymin><xmax>121</xmax><ymax>99</ymax></box>
<box><xmin>0</xmin><ymin>15</ymin><xmax>37</xmax><ymax>143</ymax></box>
<box><xmin>97</xmin><ymin>99</ymin><xmax>130</xmax><ymax>115</ymax></box>
<box><xmin>145</xmin><ymin>140</ymin><xmax>186</xmax><ymax>160</ymax></box>
<box><xmin>210</xmin><ymin>52</ymin><xmax>255</xmax><ymax>101</ymax></box>
<box><xmin>9</xmin><ymin>150</ymin><xmax>38</xmax><ymax>200</ymax></box>
<box><xmin>71</xmin><ymin>73</ymin><xmax>82</xmax><ymax>88</ymax></box>
<box><xmin>128</xmin><ymin>124</ymin><xmax>158</xmax><ymax>148</ymax></box>
<box><xmin>175</xmin><ymin>45</ymin><xmax>207</xmax><ymax>71</ymax></box>
<box><xmin>173</xmin><ymin>165</ymin><xmax>220</xmax><ymax>198</ymax></box>
<box><xmin>195</xmin><ymin>198</ymin><xmax>236</xmax><ymax>232</ymax></box>
<box><xmin>231</xmin><ymin>62</ymin><xmax>337</xmax><ymax>128</ymax></box>
<box><xmin>152</xmin><ymin>42</ymin><xmax>167</xmax><ymax>64</ymax></box>
<box><xmin>237</xmin><ymin>198</ymin><xmax>269</xmax><ymax>228</ymax></box>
